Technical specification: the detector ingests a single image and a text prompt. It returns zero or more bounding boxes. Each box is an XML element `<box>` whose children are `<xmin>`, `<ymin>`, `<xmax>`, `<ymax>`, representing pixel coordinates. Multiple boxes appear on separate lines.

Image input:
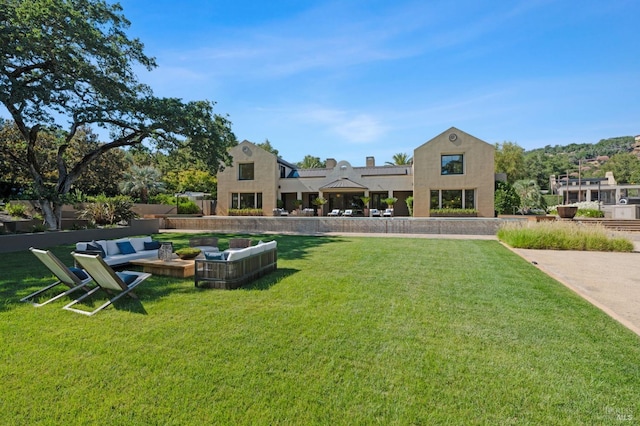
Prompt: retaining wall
<box><xmin>0</xmin><ymin>219</ymin><xmax>160</xmax><ymax>254</ymax></box>
<box><xmin>164</xmin><ymin>216</ymin><xmax>503</xmax><ymax>236</ymax></box>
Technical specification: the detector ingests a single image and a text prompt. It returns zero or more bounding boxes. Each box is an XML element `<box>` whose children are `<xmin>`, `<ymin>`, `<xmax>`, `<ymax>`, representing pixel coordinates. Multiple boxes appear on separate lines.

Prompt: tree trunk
<box><xmin>39</xmin><ymin>200</ymin><xmax>63</xmax><ymax>230</ymax></box>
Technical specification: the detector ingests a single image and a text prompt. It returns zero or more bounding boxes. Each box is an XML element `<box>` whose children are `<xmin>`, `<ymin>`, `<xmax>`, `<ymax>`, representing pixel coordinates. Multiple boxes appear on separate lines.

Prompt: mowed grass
<box><xmin>1</xmin><ymin>234</ymin><xmax>639</xmax><ymax>424</ymax></box>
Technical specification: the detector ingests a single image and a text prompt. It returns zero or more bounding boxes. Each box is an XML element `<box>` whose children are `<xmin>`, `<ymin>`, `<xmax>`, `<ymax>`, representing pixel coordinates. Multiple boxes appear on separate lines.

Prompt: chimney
<box><xmin>326</xmin><ymin>158</ymin><xmax>337</xmax><ymax>168</ymax></box>
<box><xmin>366</xmin><ymin>156</ymin><xmax>375</xmax><ymax>167</ymax></box>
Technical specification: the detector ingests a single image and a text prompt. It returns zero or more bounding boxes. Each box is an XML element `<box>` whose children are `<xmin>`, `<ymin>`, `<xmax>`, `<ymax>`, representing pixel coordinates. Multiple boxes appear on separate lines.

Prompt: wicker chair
<box><xmin>228</xmin><ymin>238</ymin><xmax>252</xmax><ymax>249</ymax></box>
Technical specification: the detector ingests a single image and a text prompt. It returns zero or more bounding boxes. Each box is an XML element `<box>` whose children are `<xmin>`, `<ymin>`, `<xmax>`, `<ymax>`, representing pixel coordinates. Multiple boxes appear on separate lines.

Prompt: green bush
<box><xmin>78</xmin><ymin>195</ymin><xmax>137</xmax><ymax>226</ymax></box>
<box><xmin>494</xmin><ymin>181</ymin><xmax>520</xmax><ymax>215</ymax></box>
<box><xmin>431</xmin><ymin>208</ymin><xmax>477</xmax><ymax>216</ymax></box>
<box><xmin>5</xmin><ymin>202</ymin><xmax>27</xmax><ymax>218</ymax></box>
<box><xmin>31</xmin><ymin>223</ymin><xmax>47</xmax><ymax>233</ymax></box>
<box><xmin>575</xmin><ymin>209</ymin><xmax>604</xmax><ymax>218</ymax></box>
<box><xmin>149</xmin><ymin>194</ymin><xmax>202</xmax><ymax>214</ymax></box>
<box><xmin>229</xmin><ymin>208</ymin><xmax>263</xmax><ymax>216</ymax></box>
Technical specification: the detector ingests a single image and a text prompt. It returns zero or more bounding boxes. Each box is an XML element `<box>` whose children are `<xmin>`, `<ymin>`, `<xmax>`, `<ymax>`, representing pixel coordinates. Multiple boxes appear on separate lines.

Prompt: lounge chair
<box><xmin>63</xmin><ymin>252</ymin><xmax>151</xmax><ymax>316</ymax></box>
<box><xmin>383</xmin><ymin>208</ymin><xmax>394</xmax><ymax>217</ymax></box>
<box><xmin>343</xmin><ymin>209</ymin><xmax>353</xmax><ymax>217</ymax></box>
<box><xmin>370</xmin><ymin>209</ymin><xmax>381</xmax><ymax>217</ymax></box>
<box><xmin>327</xmin><ymin>209</ymin><xmax>341</xmax><ymax>216</ymax></box>
<box><xmin>21</xmin><ymin>247</ymin><xmax>94</xmax><ymax>307</ymax></box>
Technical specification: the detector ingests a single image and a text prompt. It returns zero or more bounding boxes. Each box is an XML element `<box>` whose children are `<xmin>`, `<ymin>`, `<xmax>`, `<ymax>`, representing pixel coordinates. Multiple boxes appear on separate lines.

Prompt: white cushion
<box><xmin>129</xmin><ymin>236</ymin><xmax>151</xmax><ymax>252</ymax></box>
<box><xmin>105</xmin><ymin>238</ymin><xmax>129</xmax><ymax>256</ymax></box>
<box><xmin>226</xmin><ymin>247</ymin><xmax>251</xmax><ymax>262</ymax></box>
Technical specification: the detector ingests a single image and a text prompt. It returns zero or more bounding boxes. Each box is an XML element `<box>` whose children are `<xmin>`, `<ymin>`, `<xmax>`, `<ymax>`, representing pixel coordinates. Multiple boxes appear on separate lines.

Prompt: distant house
<box><xmin>216</xmin><ymin>127</ymin><xmax>495</xmax><ymax>217</ymax></box>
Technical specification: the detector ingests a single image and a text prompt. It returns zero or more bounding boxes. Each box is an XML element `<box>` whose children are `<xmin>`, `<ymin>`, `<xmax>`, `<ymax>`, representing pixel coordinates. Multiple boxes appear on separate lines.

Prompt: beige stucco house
<box><xmin>216</xmin><ymin>127</ymin><xmax>495</xmax><ymax>217</ymax></box>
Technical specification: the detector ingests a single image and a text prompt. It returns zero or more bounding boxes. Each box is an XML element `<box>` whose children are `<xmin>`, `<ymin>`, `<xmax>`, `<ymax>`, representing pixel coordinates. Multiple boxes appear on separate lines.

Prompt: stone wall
<box><xmin>164</xmin><ymin>216</ymin><xmax>502</xmax><ymax>236</ymax></box>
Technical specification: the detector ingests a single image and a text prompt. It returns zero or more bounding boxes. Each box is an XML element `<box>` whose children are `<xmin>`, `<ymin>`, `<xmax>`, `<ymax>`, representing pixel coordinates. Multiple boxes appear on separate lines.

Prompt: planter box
<box><xmin>527</xmin><ymin>215</ymin><xmax>556</xmax><ymax>222</ymax></box>
<box><xmin>557</xmin><ymin>206</ymin><xmax>578</xmax><ymax>219</ymax></box>
<box><xmin>431</xmin><ymin>213</ymin><xmax>477</xmax><ymax>217</ymax></box>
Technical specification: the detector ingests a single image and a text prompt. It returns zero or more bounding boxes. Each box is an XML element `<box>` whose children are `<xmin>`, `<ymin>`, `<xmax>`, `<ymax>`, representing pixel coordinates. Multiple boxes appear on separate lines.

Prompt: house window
<box><xmin>441</xmin><ymin>154</ymin><xmax>464</xmax><ymax>175</ymax></box>
<box><xmin>230</xmin><ymin>193</ymin><xmax>263</xmax><ymax>209</ymax></box>
<box><xmin>238</xmin><ymin>163</ymin><xmax>254</xmax><ymax>180</ymax></box>
<box><xmin>430</xmin><ymin>189</ymin><xmax>475</xmax><ymax>209</ymax></box>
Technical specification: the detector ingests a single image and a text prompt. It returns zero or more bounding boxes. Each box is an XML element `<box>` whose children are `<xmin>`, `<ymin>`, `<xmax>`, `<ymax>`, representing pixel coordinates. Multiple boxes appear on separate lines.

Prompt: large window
<box><xmin>238</xmin><ymin>163</ymin><xmax>254</xmax><ymax>180</ymax></box>
<box><xmin>441</xmin><ymin>154</ymin><xmax>464</xmax><ymax>175</ymax></box>
<box><xmin>230</xmin><ymin>192</ymin><xmax>262</xmax><ymax>209</ymax></box>
<box><xmin>430</xmin><ymin>189</ymin><xmax>475</xmax><ymax>209</ymax></box>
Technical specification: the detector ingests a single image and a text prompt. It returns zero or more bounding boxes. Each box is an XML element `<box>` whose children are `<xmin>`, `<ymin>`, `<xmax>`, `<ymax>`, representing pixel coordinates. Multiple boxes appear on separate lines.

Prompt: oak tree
<box><xmin>0</xmin><ymin>0</ymin><xmax>236</xmax><ymax>229</ymax></box>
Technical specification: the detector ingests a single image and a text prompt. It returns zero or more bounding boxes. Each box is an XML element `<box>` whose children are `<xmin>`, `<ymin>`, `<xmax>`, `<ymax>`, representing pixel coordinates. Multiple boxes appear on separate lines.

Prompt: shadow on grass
<box><xmin>0</xmin><ymin>234</ymin><xmax>345</xmax><ymax>312</ymax></box>
<box><xmin>161</xmin><ymin>232</ymin><xmax>346</xmax><ymax>261</ymax></box>
<box><xmin>62</xmin><ymin>289</ymin><xmax>150</xmax><ymax>316</ymax></box>
<box><xmin>240</xmin><ymin>267</ymin><xmax>298</xmax><ymax>291</ymax></box>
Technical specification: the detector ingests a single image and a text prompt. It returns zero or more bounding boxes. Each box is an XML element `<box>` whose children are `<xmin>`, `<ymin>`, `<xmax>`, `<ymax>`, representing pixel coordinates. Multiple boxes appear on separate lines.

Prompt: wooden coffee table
<box><xmin>130</xmin><ymin>258</ymin><xmax>195</xmax><ymax>278</ymax></box>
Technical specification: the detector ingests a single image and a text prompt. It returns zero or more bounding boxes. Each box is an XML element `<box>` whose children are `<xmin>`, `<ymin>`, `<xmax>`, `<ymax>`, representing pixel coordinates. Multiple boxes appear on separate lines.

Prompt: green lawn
<box><xmin>1</xmin><ymin>234</ymin><xmax>639</xmax><ymax>424</ymax></box>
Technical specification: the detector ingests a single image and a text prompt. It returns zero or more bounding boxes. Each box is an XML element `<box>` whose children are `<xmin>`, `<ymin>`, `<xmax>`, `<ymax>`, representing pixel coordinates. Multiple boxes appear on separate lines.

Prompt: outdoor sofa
<box><xmin>194</xmin><ymin>240</ymin><xmax>277</xmax><ymax>289</ymax></box>
<box><xmin>75</xmin><ymin>236</ymin><xmax>160</xmax><ymax>267</ymax></box>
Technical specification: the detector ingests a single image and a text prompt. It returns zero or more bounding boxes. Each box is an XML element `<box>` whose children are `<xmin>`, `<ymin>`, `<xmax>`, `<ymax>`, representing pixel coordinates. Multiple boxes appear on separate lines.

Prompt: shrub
<box><xmin>31</xmin><ymin>223</ymin><xmax>47</xmax><ymax>233</ymax></box>
<box><xmin>149</xmin><ymin>194</ymin><xmax>202</xmax><ymax>214</ymax></box>
<box><xmin>228</xmin><ymin>208</ymin><xmax>263</xmax><ymax>216</ymax></box>
<box><xmin>405</xmin><ymin>196</ymin><xmax>414</xmax><ymax>216</ymax></box>
<box><xmin>497</xmin><ymin>221</ymin><xmax>633</xmax><ymax>252</ymax></box>
<box><xmin>495</xmin><ymin>181</ymin><xmax>520</xmax><ymax>215</ymax></box>
<box><xmin>5</xmin><ymin>202</ymin><xmax>27</xmax><ymax>218</ymax></box>
<box><xmin>178</xmin><ymin>200</ymin><xmax>200</xmax><ymax>214</ymax></box>
<box><xmin>575</xmin><ymin>209</ymin><xmax>604</xmax><ymax>218</ymax></box>
<box><xmin>431</xmin><ymin>208</ymin><xmax>477</xmax><ymax>216</ymax></box>
<box><xmin>78</xmin><ymin>195</ymin><xmax>137</xmax><ymax>226</ymax></box>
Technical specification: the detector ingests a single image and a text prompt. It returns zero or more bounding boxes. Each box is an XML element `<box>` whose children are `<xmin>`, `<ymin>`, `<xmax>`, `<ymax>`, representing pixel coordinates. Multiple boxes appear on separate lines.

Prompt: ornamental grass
<box><xmin>497</xmin><ymin>220</ymin><xmax>634</xmax><ymax>251</ymax></box>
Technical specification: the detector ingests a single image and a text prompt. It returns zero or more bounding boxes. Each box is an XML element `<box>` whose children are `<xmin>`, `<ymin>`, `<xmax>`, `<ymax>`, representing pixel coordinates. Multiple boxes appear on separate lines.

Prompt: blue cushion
<box><xmin>116</xmin><ymin>272</ymin><xmax>138</xmax><ymax>286</ymax></box>
<box><xmin>116</xmin><ymin>241</ymin><xmax>136</xmax><ymax>255</ymax></box>
<box><xmin>68</xmin><ymin>267</ymin><xmax>88</xmax><ymax>280</ymax></box>
<box><xmin>143</xmin><ymin>240</ymin><xmax>161</xmax><ymax>250</ymax></box>
<box><xmin>204</xmin><ymin>251</ymin><xmax>225</xmax><ymax>260</ymax></box>
<box><xmin>86</xmin><ymin>242</ymin><xmax>105</xmax><ymax>258</ymax></box>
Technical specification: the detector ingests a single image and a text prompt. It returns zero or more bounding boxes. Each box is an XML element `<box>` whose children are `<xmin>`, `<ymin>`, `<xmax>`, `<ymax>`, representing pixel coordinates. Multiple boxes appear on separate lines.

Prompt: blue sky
<box><xmin>52</xmin><ymin>1</ymin><xmax>640</xmax><ymax>165</ymax></box>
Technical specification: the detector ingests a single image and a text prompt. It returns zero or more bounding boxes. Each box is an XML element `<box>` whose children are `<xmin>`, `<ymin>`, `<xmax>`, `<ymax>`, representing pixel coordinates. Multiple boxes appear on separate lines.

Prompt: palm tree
<box><xmin>385</xmin><ymin>153</ymin><xmax>413</xmax><ymax>166</ymax></box>
<box><xmin>119</xmin><ymin>165</ymin><xmax>165</xmax><ymax>203</ymax></box>
<box><xmin>297</xmin><ymin>155</ymin><xmax>326</xmax><ymax>169</ymax></box>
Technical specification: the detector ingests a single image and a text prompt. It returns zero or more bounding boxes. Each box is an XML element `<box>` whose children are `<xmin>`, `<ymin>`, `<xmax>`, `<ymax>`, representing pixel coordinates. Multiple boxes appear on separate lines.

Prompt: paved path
<box><xmin>511</xmin><ymin>247</ymin><xmax>640</xmax><ymax>337</ymax></box>
<box><xmin>164</xmin><ymin>229</ymin><xmax>640</xmax><ymax>336</ymax></box>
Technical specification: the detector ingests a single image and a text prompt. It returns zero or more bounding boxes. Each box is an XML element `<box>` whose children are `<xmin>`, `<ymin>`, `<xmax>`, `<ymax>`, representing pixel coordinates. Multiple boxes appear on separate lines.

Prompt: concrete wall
<box><xmin>0</xmin><ymin>219</ymin><xmax>159</xmax><ymax>254</ymax></box>
<box><xmin>165</xmin><ymin>216</ymin><xmax>502</xmax><ymax>236</ymax></box>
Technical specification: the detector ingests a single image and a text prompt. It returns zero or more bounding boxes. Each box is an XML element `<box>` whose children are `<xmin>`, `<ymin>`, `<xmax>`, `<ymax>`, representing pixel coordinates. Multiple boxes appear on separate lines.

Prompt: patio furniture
<box><xmin>21</xmin><ymin>247</ymin><xmax>94</xmax><ymax>307</ymax></box>
<box><xmin>228</xmin><ymin>238</ymin><xmax>252</xmax><ymax>249</ymax></box>
<box><xmin>343</xmin><ymin>209</ymin><xmax>353</xmax><ymax>217</ymax></box>
<box><xmin>74</xmin><ymin>236</ymin><xmax>160</xmax><ymax>266</ymax></box>
<box><xmin>189</xmin><ymin>237</ymin><xmax>219</xmax><ymax>255</ymax></box>
<box><xmin>327</xmin><ymin>209</ymin><xmax>341</xmax><ymax>216</ymax></box>
<box><xmin>383</xmin><ymin>208</ymin><xmax>394</xmax><ymax>217</ymax></box>
<box><xmin>64</xmin><ymin>252</ymin><xmax>151</xmax><ymax>316</ymax></box>
<box><xmin>195</xmin><ymin>241</ymin><xmax>277</xmax><ymax>289</ymax></box>
<box><xmin>130</xmin><ymin>257</ymin><xmax>195</xmax><ymax>278</ymax></box>
<box><xmin>370</xmin><ymin>208</ymin><xmax>381</xmax><ymax>217</ymax></box>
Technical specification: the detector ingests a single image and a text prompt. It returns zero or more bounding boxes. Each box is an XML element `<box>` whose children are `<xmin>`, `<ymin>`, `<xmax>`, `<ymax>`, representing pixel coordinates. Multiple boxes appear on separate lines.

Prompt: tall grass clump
<box><xmin>497</xmin><ymin>221</ymin><xmax>634</xmax><ymax>251</ymax></box>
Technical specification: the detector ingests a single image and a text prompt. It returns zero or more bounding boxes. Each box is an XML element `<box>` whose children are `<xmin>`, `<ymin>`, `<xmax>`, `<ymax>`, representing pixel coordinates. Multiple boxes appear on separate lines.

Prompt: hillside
<box><xmin>526</xmin><ymin>136</ymin><xmax>636</xmax><ymax>160</ymax></box>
